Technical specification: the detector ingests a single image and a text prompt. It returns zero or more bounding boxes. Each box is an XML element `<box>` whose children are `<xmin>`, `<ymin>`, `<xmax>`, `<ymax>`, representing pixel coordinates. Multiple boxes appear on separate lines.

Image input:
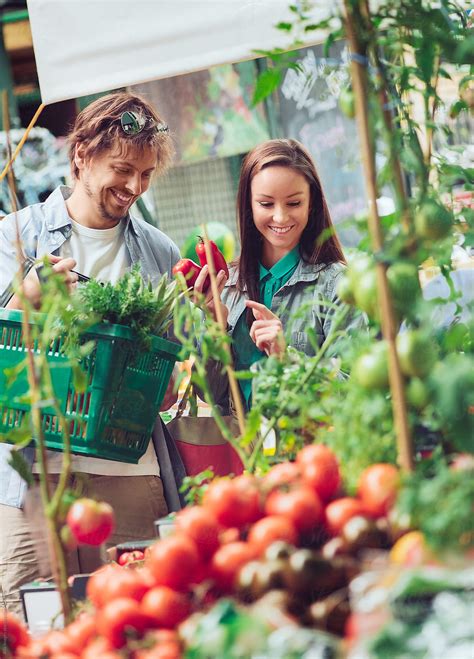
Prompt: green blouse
<box><xmin>233</xmin><ymin>247</ymin><xmax>300</xmax><ymax>409</ymax></box>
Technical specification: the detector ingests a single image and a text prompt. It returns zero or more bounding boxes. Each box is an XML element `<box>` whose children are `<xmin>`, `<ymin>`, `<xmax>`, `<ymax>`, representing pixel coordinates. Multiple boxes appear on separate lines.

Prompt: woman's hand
<box><xmin>193</xmin><ymin>264</ymin><xmax>229</xmax><ymax>325</ymax></box>
<box><xmin>246</xmin><ymin>300</ymin><xmax>286</xmax><ymax>356</ymax></box>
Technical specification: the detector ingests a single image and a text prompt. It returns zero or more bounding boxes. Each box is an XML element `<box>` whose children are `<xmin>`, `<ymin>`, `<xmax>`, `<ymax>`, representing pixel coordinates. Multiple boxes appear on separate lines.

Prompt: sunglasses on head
<box><xmin>120</xmin><ymin>110</ymin><xmax>169</xmax><ymax>136</ymax></box>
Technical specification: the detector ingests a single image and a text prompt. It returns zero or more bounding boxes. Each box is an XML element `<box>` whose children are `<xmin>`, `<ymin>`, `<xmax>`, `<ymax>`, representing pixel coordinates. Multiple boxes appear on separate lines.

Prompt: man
<box><xmin>0</xmin><ymin>92</ymin><xmax>183</xmax><ymax>617</ymax></box>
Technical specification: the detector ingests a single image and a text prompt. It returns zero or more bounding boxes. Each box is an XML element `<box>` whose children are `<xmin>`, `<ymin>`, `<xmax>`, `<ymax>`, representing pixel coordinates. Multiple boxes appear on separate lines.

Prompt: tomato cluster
<box><xmin>15</xmin><ymin>447</ymin><xmax>401</xmax><ymax>657</ymax></box>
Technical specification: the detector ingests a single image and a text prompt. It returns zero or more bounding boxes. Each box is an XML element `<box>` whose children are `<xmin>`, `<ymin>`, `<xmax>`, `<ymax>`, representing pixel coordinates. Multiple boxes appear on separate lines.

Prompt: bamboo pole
<box><xmin>200</xmin><ymin>225</ymin><xmax>247</xmax><ymax>436</ymax></box>
<box><xmin>0</xmin><ymin>103</ymin><xmax>45</xmax><ymax>182</ymax></box>
<box><xmin>343</xmin><ymin>1</ymin><xmax>414</xmax><ymax>472</ymax></box>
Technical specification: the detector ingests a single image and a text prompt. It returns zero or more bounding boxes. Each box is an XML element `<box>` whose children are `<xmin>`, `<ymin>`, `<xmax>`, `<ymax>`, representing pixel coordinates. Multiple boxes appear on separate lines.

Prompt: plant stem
<box><xmin>343</xmin><ymin>0</ymin><xmax>413</xmax><ymax>472</ymax></box>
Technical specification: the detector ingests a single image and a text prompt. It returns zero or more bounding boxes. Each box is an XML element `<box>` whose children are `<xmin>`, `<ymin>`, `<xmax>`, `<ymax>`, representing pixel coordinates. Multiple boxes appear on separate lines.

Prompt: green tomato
<box><xmin>353</xmin><ymin>268</ymin><xmax>379</xmax><ymax>320</ymax></box>
<box><xmin>414</xmin><ymin>199</ymin><xmax>453</xmax><ymax>241</ymax></box>
<box><xmin>339</xmin><ymin>87</ymin><xmax>355</xmax><ymax>119</ymax></box>
<box><xmin>182</xmin><ymin>222</ymin><xmax>236</xmax><ymax>262</ymax></box>
<box><xmin>352</xmin><ymin>341</ymin><xmax>389</xmax><ymax>390</ymax></box>
<box><xmin>396</xmin><ymin>330</ymin><xmax>437</xmax><ymax>378</ymax></box>
<box><xmin>336</xmin><ymin>273</ymin><xmax>355</xmax><ymax>305</ymax></box>
<box><xmin>387</xmin><ymin>262</ymin><xmax>420</xmax><ymax>315</ymax></box>
<box><xmin>406</xmin><ymin>377</ymin><xmax>430</xmax><ymax>410</ymax></box>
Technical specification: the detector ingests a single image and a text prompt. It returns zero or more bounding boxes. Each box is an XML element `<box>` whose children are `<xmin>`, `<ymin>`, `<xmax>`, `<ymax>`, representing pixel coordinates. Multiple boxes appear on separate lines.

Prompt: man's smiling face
<box><xmin>76</xmin><ymin>143</ymin><xmax>157</xmax><ymax>227</ymax></box>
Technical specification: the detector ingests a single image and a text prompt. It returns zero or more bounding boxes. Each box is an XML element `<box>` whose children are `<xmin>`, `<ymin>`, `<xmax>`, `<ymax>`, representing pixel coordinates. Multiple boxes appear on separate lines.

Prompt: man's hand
<box><xmin>6</xmin><ymin>255</ymin><xmax>79</xmax><ymax>309</ymax></box>
<box><xmin>246</xmin><ymin>300</ymin><xmax>286</xmax><ymax>356</ymax></box>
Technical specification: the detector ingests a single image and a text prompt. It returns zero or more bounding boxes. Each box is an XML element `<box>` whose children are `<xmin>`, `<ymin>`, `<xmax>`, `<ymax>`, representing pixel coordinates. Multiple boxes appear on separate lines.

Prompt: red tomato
<box><xmin>210</xmin><ymin>541</ymin><xmax>256</xmax><ymax>591</ymax></box>
<box><xmin>41</xmin><ymin>631</ymin><xmax>77</xmax><ymax>656</ymax></box>
<box><xmin>265</xmin><ymin>487</ymin><xmax>324</xmax><ymax>533</ymax></box>
<box><xmin>175</xmin><ymin>506</ymin><xmax>221</xmax><ymax>560</ymax></box>
<box><xmin>262</xmin><ymin>462</ymin><xmax>300</xmax><ymax>491</ymax></box>
<box><xmin>64</xmin><ymin>613</ymin><xmax>96</xmax><ymax>650</ymax></box>
<box><xmin>202</xmin><ymin>476</ymin><xmax>262</xmax><ymax>528</ymax></box>
<box><xmin>81</xmin><ymin>636</ymin><xmax>118</xmax><ymax>659</ymax></box>
<box><xmin>195</xmin><ymin>239</ymin><xmax>229</xmax><ymax>278</ymax></box>
<box><xmin>0</xmin><ymin>610</ymin><xmax>30</xmax><ymax>657</ymax></box>
<box><xmin>298</xmin><ymin>444</ymin><xmax>341</xmax><ymax>501</ymax></box>
<box><xmin>141</xmin><ymin>586</ymin><xmax>191</xmax><ymax>629</ymax></box>
<box><xmin>66</xmin><ymin>498</ymin><xmax>115</xmax><ymax>546</ymax></box>
<box><xmin>325</xmin><ymin>497</ymin><xmax>366</xmax><ymax>536</ymax></box>
<box><xmin>118</xmin><ymin>550</ymin><xmax>145</xmax><ymax>566</ymax></box>
<box><xmin>99</xmin><ymin>566</ymin><xmax>149</xmax><ymax>605</ymax></box>
<box><xmin>172</xmin><ymin>258</ymin><xmax>202</xmax><ymax>288</ymax></box>
<box><xmin>358</xmin><ymin>463</ymin><xmax>400</xmax><ymax>517</ymax></box>
<box><xmin>247</xmin><ymin>515</ymin><xmax>298</xmax><ymax>555</ymax></box>
<box><xmin>86</xmin><ymin>564</ymin><xmax>118</xmax><ymax>608</ymax></box>
<box><xmin>97</xmin><ymin>597</ymin><xmax>151</xmax><ymax>649</ymax></box>
<box><xmin>147</xmin><ymin>534</ymin><xmax>200</xmax><ymax>591</ymax></box>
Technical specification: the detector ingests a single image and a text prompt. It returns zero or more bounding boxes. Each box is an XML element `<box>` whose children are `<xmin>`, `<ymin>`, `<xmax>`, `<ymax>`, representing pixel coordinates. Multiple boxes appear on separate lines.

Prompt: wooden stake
<box><xmin>200</xmin><ymin>225</ymin><xmax>247</xmax><ymax>436</ymax></box>
<box><xmin>343</xmin><ymin>1</ymin><xmax>414</xmax><ymax>472</ymax></box>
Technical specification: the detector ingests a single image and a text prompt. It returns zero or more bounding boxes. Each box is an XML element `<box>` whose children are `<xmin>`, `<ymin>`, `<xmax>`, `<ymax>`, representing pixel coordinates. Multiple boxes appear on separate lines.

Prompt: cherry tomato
<box><xmin>357</xmin><ymin>464</ymin><xmax>400</xmax><ymax>517</ymax></box>
<box><xmin>66</xmin><ymin>498</ymin><xmax>115</xmax><ymax>546</ymax></box>
<box><xmin>99</xmin><ymin>565</ymin><xmax>149</xmax><ymax>605</ymax></box>
<box><xmin>175</xmin><ymin>506</ymin><xmax>221</xmax><ymax>560</ymax></box>
<box><xmin>81</xmin><ymin>637</ymin><xmax>117</xmax><ymax>659</ymax></box>
<box><xmin>64</xmin><ymin>613</ymin><xmax>96</xmax><ymax>650</ymax></box>
<box><xmin>298</xmin><ymin>444</ymin><xmax>341</xmax><ymax>501</ymax></box>
<box><xmin>265</xmin><ymin>487</ymin><xmax>324</xmax><ymax>533</ymax></box>
<box><xmin>262</xmin><ymin>461</ymin><xmax>300</xmax><ymax>491</ymax></box>
<box><xmin>0</xmin><ymin>609</ymin><xmax>30</xmax><ymax>657</ymax></box>
<box><xmin>325</xmin><ymin>497</ymin><xmax>366</xmax><ymax>536</ymax></box>
<box><xmin>202</xmin><ymin>476</ymin><xmax>262</xmax><ymax>528</ymax></box>
<box><xmin>247</xmin><ymin>515</ymin><xmax>298</xmax><ymax>555</ymax></box>
<box><xmin>118</xmin><ymin>550</ymin><xmax>145</xmax><ymax>566</ymax></box>
<box><xmin>210</xmin><ymin>541</ymin><xmax>256</xmax><ymax>591</ymax></box>
<box><xmin>141</xmin><ymin>586</ymin><xmax>191</xmax><ymax>629</ymax></box>
<box><xmin>97</xmin><ymin>597</ymin><xmax>151</xmax><ymax>649</ymax></box>
<box><xmin>86</xmin><ymin>564</ymin><xmax>118</xmax><ymax>608</ymax></box>
<box><xmin>147</xmin><ymin>534</ymin><xmax>200</xmax><ymax>591</ymax></box>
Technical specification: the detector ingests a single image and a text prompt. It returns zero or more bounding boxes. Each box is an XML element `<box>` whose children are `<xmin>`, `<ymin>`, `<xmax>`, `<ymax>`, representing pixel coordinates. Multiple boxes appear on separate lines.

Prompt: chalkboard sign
<box><xmin>278</xmin><ymin>42</ymin><xmax>366</xmax><ymax>247</ymax></box>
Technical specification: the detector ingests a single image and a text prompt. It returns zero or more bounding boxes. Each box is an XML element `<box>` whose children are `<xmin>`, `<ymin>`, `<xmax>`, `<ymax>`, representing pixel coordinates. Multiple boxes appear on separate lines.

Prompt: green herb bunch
<box><xmin>74</xmin><ymin>266</ymin><xmax>179</xmax><ymax>351</ymax></box>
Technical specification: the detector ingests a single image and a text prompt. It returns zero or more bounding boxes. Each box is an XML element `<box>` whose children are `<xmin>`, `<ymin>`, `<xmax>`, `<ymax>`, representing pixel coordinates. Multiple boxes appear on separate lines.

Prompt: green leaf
<box><xmin>8</xmin><ymin>450</ymin><xmax>34</xmax><ymax>486</ymax></box>
<box><xmin>252</xmin><ymin>68</ymin><xmax>282</xmax><ymax>106</ymax></box>
<box><xmin>71</xmin><ymin>364</ymin><xmax>88</xmax><ymax>394</ymax></box>
<box><xmin>275</xmin><ymin>22</ymin><xmax>292</xmax><ymax>32</ymax></box>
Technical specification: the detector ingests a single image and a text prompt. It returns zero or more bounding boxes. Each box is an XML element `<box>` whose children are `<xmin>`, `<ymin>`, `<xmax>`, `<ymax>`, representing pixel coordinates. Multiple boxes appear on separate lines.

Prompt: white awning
<box><xmin>26</xmin><ymin>0</ymin><xmax>329</xmax><ymax>105</ymax></box>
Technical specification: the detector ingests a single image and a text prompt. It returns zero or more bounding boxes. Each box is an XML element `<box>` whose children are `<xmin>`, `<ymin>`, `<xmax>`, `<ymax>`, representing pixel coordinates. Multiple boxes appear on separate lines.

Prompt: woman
<box><xmin>195</xmin><ymin>138</ymin><xmax>363</xmax><ymax>412</ymax></box>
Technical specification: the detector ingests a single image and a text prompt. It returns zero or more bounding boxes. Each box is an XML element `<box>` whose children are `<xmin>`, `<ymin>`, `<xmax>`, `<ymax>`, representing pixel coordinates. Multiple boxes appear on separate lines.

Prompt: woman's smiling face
<box><xmin>250</xmin><ymin>165</ymin><xmax>310</xmax><ymax>267</ymax></box>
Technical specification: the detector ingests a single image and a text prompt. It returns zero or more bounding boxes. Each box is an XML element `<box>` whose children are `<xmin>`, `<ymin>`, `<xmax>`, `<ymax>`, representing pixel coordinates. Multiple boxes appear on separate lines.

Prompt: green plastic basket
<box><xmin>0</xmin><ymin>309</ymin><xmax>182</xmax><ymax>463</ymax></box>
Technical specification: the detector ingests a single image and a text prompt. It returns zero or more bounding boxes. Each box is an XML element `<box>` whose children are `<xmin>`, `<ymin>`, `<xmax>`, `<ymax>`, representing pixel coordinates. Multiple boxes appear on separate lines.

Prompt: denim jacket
<box><xmin>207</xmin><ymin>259</ymin><xmax>366</xmax><ymax>412</ymax></box>
<box><xmin>0</xmin><ymin>186</ymin><xmax>180</xmax><ymax>508</ymax></box>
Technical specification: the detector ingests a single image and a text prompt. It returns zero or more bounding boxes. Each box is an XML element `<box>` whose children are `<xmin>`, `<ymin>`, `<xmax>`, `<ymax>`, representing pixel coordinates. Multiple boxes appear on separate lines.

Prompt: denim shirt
<box><xmin>206</xmin><ymin>259</ymin><xmax>366</xmax><ymax>412</ymax></box>
<box><xmin>0</xmin><ymin>186</ymin><xmax>180</xmax><ymax>508</ymax></box>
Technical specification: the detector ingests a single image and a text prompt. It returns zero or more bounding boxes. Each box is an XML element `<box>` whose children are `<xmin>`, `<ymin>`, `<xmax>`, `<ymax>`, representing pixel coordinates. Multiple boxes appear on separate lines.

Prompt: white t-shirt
<box><xmin>33</xmin><ymin>218</ymin><xmax>160</xmax><ymax>476</ymax></box>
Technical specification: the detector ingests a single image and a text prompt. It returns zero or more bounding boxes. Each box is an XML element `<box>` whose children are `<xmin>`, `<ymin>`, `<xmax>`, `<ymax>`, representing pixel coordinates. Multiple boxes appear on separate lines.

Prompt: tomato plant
<box><xmin>66</xmin><ymin>498</ymin><xmax>115</xmax><ymax>546</ymax></box>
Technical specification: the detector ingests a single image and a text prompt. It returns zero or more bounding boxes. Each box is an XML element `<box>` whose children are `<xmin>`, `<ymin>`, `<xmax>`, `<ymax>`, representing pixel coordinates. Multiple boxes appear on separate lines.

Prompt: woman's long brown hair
<box><xmin>236</xmin><ymin>138</ymin><xmax>345</xmax><ymax>304</ymax></box>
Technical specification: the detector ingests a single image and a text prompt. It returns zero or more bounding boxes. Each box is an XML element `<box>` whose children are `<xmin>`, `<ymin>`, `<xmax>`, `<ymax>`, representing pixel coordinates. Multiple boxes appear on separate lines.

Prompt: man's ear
<box><xmin>74</xmin><ymin>143</ymin><xmax>87</xmax><ymax>173</ymax></box>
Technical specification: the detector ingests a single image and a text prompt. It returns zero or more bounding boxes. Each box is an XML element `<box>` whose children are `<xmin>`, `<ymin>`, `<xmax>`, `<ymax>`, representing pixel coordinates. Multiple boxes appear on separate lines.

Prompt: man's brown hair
<box><xmin>67</xmin><ymin>91</ymin><xmax>174</xmax><ymax>179</ymax></box>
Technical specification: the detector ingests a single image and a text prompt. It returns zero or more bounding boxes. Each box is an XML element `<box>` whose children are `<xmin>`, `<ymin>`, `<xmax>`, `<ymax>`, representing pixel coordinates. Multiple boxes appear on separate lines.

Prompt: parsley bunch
<box><xmin>75</xmin><ymin>266</ymin><xmax>179</xmax><ymax>350</ymax></box>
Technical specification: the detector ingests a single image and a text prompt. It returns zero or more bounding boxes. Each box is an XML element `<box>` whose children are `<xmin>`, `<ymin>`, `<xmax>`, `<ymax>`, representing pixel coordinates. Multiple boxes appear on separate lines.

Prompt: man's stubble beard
<box><xmin>83</xmin><ymin>178</ymin><xmax>128</xmax><ymax>224</ymax></box>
